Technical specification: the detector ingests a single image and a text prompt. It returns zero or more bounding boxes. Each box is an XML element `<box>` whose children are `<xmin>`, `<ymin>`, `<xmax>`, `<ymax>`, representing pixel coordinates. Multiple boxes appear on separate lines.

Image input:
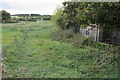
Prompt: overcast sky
<box><xmin>0</xmin><ymin>0</ymin><xmax>65</xmax><ymax>15</ymax></box>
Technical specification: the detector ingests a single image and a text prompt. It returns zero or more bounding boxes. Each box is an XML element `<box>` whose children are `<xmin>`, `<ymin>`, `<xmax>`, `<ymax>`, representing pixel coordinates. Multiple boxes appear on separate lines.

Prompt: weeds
<box><xmin>52</xmin><ymin>30</ymin><xmax>120</xmax><ymax>54</ymax></box>
<box><xmin>52</xmin><ymin>29</ymin><xmax>92</xmax><ymax>48</ymax></box>
<box><xmin>52</xmin><ymin>29</ymin><xmax>119</xmax><ymax>77</ymax></box>
<box><xmin>2</xmin><ymin>21</ymin><xmax>119</xmax><ymax>78</ymax></box>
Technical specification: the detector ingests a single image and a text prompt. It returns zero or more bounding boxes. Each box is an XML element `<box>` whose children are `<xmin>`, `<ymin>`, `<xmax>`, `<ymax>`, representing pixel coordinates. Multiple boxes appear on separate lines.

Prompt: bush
<box><xmin>52</xmin><ymin>29</ymin><xmax>92</xmax><ymax>48</ymax></box>
<box><xmin>52</xmin><ymin>29</ymin><xmax>75</xmax><ymax>42</ymax></box>
<box><xmin>51</xmin><ymin>7</ymin><xmax>66</xmax><ymax>30</ymax></box>
<box><xmin>71</xmin><ymin>34</ymin><xmax>87</xmax><ymax>48</ymax></box>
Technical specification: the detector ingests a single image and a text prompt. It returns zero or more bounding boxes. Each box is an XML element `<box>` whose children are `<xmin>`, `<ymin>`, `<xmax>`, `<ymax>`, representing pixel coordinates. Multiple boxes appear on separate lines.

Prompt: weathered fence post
<box><xmin>0</xmin><ymin>52</ymin><xmax>1</xmax><ymax>61</ymax></box>
<box><xmin>2</xmin><ymin>44</ymin><xmax>7</xmax><ymax>61</ymax></box>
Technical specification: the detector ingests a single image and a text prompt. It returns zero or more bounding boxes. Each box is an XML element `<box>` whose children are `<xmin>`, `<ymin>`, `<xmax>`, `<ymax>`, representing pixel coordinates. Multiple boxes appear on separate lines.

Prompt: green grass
<box><xmin>2</xmin><ymin>21</ymin><xmax>118</xmax><ymax>78</ymax></box>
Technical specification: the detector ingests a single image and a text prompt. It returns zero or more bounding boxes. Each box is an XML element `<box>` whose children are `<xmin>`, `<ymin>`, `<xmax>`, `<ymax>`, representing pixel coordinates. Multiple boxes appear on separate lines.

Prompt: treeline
<box><xmin>12</xmin><ymin>14</ymin><xmax>52</xmax><ymax>21</ymax></box>
<box><xmin>12</xmin><ymin>14</ymin><xmax>51</xmax><ymax>17</ymax></box>
<box><xmin>51</xmin><ymin>2</ymin><xmax>120</xmax><ymax>32</ymax></box>
<box><xmin>0</xmin><ymin>10</ymin><xmax>52</xmax><ymax>23</ymax></box>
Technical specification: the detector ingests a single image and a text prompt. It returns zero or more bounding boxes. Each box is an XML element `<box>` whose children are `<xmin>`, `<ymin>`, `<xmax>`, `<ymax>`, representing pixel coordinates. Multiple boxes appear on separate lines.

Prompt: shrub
<box><xmin>71</xmin><ymin>34</ymin><xmax>87</xmax><ymax>48</ymax></box>
<box><xmin>52</xmin><ymin>28</ymin><xmax>75</xmax><ymax>42</ymax></box>
<box><xmin>52</xmin><ymin>29</ymin><xmax>92</xmax><ymax>48</ymax></box>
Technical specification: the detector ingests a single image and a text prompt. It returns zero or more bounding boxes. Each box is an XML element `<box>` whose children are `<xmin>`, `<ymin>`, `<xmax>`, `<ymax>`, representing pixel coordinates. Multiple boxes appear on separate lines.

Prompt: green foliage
<box><xmin>52</xmin><ymin>29</ymin><xmax>119</xmax><ymax>78</ymax></box>
<box><xmin>85</xmin><ymin>2</ymin><xmax>120</xmax><ymax>30</ymax></box>
<box><xmin>2</xmin><ymin>21</ymin><xmax>119</xmax><ymax>78</ymax></box>
<box><xmin>52</xmin><ymin>29</ymin><xmax>75</xmax><ymax>42</ymax></box>
<box><xmin>52</xmin><ymin>2</ymin><xmax>120</xmax><ymax>32</ymax></box>
<box><xmin>0</xmin><ymin>10</ymin><xmax>11</xmax><ymax>22</ymax></box>
<box><xmin>51</xmin><ymin>7</ymin><xmax>66</xmax><ymax>30</ymax></box>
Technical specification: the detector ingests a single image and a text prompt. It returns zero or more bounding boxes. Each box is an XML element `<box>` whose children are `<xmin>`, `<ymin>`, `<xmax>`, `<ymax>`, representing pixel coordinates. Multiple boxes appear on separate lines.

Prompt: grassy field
<box><xmin>2</xmin><ymin>21</ymin><xmax>118</xmax><ymax>78</ymax></box>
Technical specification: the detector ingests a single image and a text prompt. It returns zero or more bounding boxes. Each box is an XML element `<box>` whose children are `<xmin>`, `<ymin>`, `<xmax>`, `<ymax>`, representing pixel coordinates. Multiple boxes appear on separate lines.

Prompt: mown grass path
<box><xmin>2</xmin><ymin>21</ymin><xmax>118</xmax><ymax>78</ymax></box>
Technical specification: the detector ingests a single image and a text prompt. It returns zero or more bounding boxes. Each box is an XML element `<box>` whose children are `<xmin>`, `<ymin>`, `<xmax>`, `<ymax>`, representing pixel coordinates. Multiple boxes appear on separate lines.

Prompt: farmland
<box><xmin>2</xmin><ymin>21</ymin><xmax>118</xmax><ymax>78</ymax></box>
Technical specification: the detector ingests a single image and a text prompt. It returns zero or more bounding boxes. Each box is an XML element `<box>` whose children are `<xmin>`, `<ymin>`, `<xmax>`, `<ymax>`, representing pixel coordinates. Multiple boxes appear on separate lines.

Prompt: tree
<box><xmin>0</xmin><ymin>10</ymin><xmax>11</xmax><ymax>22</ymax></box>
<box><xmin>52</xmin><ymin>2</ymin><xmax>120</xmax><ymax>32</ymax></box>
<box><xmin>62</xmin><ymin>2</ymin><xmax>80</xmax><ymax>32</ymax></box>
<box><xmin>51</xmin><ymin>7</ymin><xmax>67</xmax><ymax>30</ymax></box>
<box><xmin>96</xmin><ymin>2</ymin><xmax>120</xmax><ymax>30</ymax></box>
